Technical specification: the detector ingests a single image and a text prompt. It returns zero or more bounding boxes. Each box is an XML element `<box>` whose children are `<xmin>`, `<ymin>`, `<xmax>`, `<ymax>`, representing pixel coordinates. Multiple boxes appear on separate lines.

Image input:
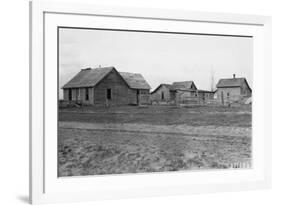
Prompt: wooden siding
<box><xmin>216</xmin><ymin>87</ymin><xmax>241</xmax><ymax>104</ymax></box>
<box><xmin>71</xmin><ymin>88</ymin><xmax>78</xmax><ymax>101</ymax></box>
<box><xmin>127</xmin><ymin>89</ymin><xmax>150</xmax><ymax>105</ymax></box>
<box><xmin>150</xmin><ymin>85</ymin><xmax>174</xmax><ymax>102</ymax></box>
<box><xmin>94</xmin><ymin>69</ymin><xmax>130</xmax><ymax>106</ymax></box>
<box><xmin>139</xmin><ymin>89</ymin><xmax>150</xmax><ymax>105</ymax></box>
<box><xmin>175</xmin><ymin>90</ymin><xmax>196</xmax><ymax>103</ymax></box>
<box><xmin>63</xmin><ymin>89</ymin><xmax>70</xmax><ymax>101</ymax></box>
<box><xmin>127</xmin><ymin>89</ymin><xmax>137</xmax><ymax>105</ymax></box>
<box><xmin>197</xmin><ymin>92</ymin><xmax>214</xmax><ymax>101</ymax></box>
<box><xmin>63</xmin><ymin>87</ymin><xmax>95</xmax><ymax>105</ymax></box>
<box><xmin>76</xmin><ymin>87</ymin><xmax>94</xmax><ymax>105</ymax></box>
<box><xmin>241</xmin><ymin>81</ymin><xmax>252</xmax><ymax>96</ymax></box>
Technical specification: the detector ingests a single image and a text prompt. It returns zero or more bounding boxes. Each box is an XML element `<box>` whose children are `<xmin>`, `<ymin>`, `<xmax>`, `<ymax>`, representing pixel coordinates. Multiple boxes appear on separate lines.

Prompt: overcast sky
<box><xmin>59</xmin><ymin>28</ymin><xmax>253</xmax><ymax>99</ymax></box>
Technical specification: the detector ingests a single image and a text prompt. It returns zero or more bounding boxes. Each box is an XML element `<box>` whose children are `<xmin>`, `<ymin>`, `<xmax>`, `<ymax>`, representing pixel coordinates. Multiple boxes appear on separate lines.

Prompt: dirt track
<box><xmin>59</xmin><ymin>121</ymin><xmax>251</xmax><ymax>138</ymax></box>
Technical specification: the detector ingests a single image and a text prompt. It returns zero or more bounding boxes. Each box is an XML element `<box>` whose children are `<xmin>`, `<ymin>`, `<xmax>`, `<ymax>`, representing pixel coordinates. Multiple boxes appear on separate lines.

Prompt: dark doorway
<box><xmin>85</xmin><ymin>88</ymin><xmax>89</xmax><ymax>101</ymax></box>
<box><xmin>136</xmin><ymin>89</ymin><xmax>140</xmax><ymax>105</ymax></box>
<box><xmin>107</xmin><ymin>89</ymin><xmax>112</xmax><ymax>100</ymax></box>
<box><xmin>69</xmin><ymin>89</ymin><xmax>72</xmax><ymax>101</ymax></box>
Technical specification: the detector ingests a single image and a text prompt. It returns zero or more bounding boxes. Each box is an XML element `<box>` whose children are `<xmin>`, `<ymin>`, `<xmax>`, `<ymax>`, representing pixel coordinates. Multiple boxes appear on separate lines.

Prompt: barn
<box><xmin>215</xmin><ymin>74</ymin><xmax>252</xmax><ymax>104</ymax></box>
<box><xmin>62</xmin><ymin>67</ymin><xmax>151</xmax><ymax>106</ymax></box>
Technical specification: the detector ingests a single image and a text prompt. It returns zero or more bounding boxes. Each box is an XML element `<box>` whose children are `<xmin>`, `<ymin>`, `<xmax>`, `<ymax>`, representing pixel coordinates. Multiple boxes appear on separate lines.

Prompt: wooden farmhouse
<box><xmin>62</xmin><ymin>67</ymin><xmax>151</xmax><ymax>106</ymax></box>
<box><xmin>215</xmin><ymin>74</ymin><xmax>252</xmax><ymax>104</ymax></box>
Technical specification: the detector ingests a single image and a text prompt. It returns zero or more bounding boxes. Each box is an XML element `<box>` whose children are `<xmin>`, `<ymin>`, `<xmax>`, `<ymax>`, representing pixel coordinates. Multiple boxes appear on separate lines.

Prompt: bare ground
<box><xmin>58</xmin><ymin>105</ymin><xmax>252</xmax><ymax>177</ymax></box>
<box><xmin>58</xmin><ymin>127</ymin><xmax>251</xmax><ymax>176</ymax></box>
<box><xmin>58</xmin><ymin>106</ymin><xmax>252</xmax><ymax>176</ymax></box>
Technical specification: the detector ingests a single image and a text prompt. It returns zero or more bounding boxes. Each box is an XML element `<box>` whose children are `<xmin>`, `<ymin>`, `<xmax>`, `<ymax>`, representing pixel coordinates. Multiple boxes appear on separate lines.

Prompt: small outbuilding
<box><xmin>150</xmin><ymin>84</ymin><xmax>176</xmax><ymax>103</ymax></box>
<box><xmin>62</xmin><ymin>67</ymin><xmax>151</xmax><ymax>106</ymax></box>
<box><xmin>197</xmin><ymin>90</ymin><xmax>215</xmax><ymax>102</ymax></box>
<box><xmin>172</xmin><ymin>81</ymin><xmax>198</xmax><ymax>103</ymax></box>
<box><xmin>150</xmin><ymin>81</ymin><xmax>200</xmax><ymax>104</ymax></box>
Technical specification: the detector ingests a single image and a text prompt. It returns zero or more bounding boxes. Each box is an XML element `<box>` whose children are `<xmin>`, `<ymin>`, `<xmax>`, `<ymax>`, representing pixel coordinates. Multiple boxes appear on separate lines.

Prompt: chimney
<box><xmin>233</xmin><ymin>74</ymin><xmax>236</xmax><ymax>79</ymax></box>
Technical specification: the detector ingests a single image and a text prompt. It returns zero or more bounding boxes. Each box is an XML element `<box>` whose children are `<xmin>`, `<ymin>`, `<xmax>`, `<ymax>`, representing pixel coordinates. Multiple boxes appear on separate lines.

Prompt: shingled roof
<box><xmin>62</xmin><ymin>67</ymin><xmax>113</xmax><ymax>89</ymax></box>
<box><xmin>172</xmin><ymin>81</ymin><xmax>197</xmax><ymax>90</ymax></box>
<box><xmin>216</xmin><ymin>77</ymin><xmax>251</xmax><ymax>89</ymax></box>
<box><xmin>119</xmin><ymin>72</ymin><xmax>151</xmax><ymax>89</ymax></box>
<box><xmin>62</xmin><ymin>67</ymin><xmax>151</xmax><ymax>90</ymax></box>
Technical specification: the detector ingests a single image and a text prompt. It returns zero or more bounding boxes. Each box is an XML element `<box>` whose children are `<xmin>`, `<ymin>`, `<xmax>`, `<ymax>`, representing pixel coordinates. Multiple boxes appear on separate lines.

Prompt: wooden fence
<box><xmin>176</xmin><ymin>96</ymin><xmax>218</xmax><ymax>106</ymax></box>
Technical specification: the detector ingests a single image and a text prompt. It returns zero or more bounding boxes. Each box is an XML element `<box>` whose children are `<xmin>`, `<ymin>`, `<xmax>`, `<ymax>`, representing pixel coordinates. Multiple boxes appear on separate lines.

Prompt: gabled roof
<box><xmin>119</xmin><ymin>72</ymin><xmax>151</xmax><ymax>90</ymax></box>
<box><xmin>62</xmin><ymin>67</ymin><xmax>151</xmax><ymax>90</ymax></box>
<box><xmin>62</xmin><ymin>67</ymin><xmax>114</xmax><ymax>89</ymax></box>
<box><xmin>151</xmin><ymin>84</ymin><xmax>174</xmax><ymax>94</ymax></box>
<box><xmin>216</xmin><ymin>77</ymin><xmax>251</xmax><ymax>90</ymax></box>
<box><xmin>172</xmin><ymin>81</ymin><xmax>197</xmax><ymax>90</ymax></box>
<box><xmin>151</xmin><ymin>82</ymin><xmax>199</xmax><ymax>94</ymax></box>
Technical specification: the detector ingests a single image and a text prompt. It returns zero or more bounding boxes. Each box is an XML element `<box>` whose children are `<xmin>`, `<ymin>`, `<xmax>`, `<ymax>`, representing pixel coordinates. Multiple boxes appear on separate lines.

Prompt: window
<box><xmin>85</xmin><ymin>88</ymin><xmax>89</xmax><ymax>101</ymax></box>
<box><xmin>161</xmin><ymin>92</ymin><xmax>164</xmax><ymax>100</ymax></box>
<box><xmin>107</xmin><ymin>89</ymin><xmax>111</xmax><ymax>100</ymax></box>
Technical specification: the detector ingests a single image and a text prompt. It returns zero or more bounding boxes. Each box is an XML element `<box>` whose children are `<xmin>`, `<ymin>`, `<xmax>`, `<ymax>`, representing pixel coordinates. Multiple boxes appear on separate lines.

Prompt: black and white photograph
<box><xmin>58</xmin><ymin>27</ymin><xmax>252</xmax><ymax>177</ymax></box>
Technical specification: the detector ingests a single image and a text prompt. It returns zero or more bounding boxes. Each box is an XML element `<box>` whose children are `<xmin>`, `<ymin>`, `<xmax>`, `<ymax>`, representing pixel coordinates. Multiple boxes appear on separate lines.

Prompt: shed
<box><xmin>150</xmin><ymin>81</ymin><xmax>199</xmax><ymax>104</ymax></box>
<box><xmin>150</xmin><ymin>84</ymin><xmax>176</xmax><ymax>102</ymax></box>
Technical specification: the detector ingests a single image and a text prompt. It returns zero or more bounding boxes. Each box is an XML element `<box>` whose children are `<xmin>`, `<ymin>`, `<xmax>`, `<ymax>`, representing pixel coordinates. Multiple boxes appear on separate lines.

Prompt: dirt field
<box><xmin>58</xmin><ymin>105</ymin><xmax>252</xmax><ymax>177</ymax></box>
